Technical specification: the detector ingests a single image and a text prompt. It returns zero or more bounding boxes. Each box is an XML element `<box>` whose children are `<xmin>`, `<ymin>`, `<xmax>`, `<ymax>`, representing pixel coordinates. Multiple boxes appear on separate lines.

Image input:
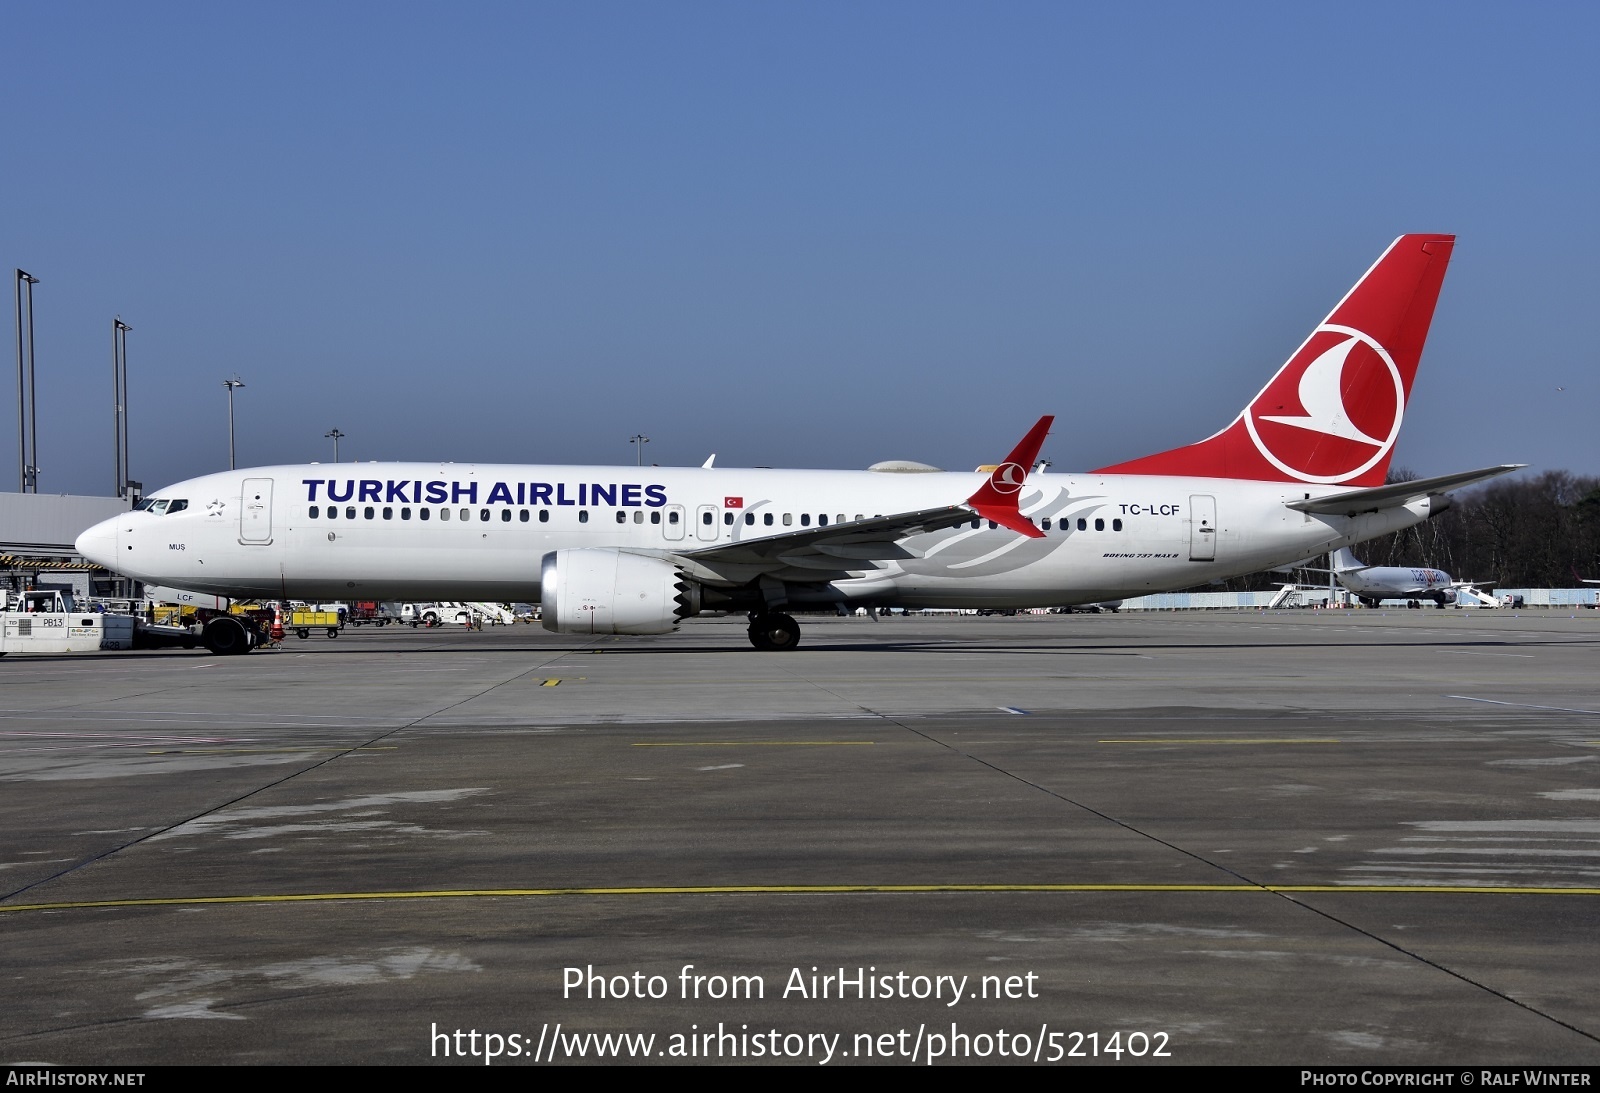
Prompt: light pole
<box><xmin>112</xmin><ymin>317</ymin><xmax>131</xmax><ymax>498</ymax></box>
<box><xmin>630</xmin><ymin>434</ymin><xmax>649</xmax><ymax>466</ymax></box>
<box><xmin>223</xmin><ymin>377</ymin><xmax>245</xmax><ymax>470</ymax></box>
<box><xmin>15</xmin><ymin>270</ymin><xmax>39</xmax><ymax>492</ymax></box>
<box><xmin>325</xmin><ymin>428</ymin><xmax>344</xmax><ymax>463</ymax></box>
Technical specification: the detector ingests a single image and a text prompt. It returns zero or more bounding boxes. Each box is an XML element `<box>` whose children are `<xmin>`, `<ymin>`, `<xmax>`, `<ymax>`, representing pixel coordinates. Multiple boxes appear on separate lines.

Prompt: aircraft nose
<box><xmin>75</xmin><ymin>517</ymin><xmax>119</xmax><ymax>567</ymax></box>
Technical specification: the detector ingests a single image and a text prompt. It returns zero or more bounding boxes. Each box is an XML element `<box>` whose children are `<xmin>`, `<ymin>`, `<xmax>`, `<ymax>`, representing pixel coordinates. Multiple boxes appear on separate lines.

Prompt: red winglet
<box><xmin>966</xmin><ymin>415</ymin><xmax>1053</xmax><ymax>537</ymax></box>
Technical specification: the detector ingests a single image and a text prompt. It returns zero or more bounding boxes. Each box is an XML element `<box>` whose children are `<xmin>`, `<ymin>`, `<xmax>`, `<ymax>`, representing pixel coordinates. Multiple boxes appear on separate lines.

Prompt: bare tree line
<box><xmin>1362</xmin><ymin>469</ymin><xmax>1600</xmax><ymax>588</ymax></box>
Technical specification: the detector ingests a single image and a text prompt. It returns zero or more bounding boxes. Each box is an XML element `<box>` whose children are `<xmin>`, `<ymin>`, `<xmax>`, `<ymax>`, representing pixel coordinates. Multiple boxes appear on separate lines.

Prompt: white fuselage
<box><xmin>76</xmin><ymin>462</ymin><xmax>1439</xmax><ymax>608</ymax></box>
<box><xmin>1336</xmin><ymin>565</ymin><xmax>1453</xmax><ymax>601</ymax></box>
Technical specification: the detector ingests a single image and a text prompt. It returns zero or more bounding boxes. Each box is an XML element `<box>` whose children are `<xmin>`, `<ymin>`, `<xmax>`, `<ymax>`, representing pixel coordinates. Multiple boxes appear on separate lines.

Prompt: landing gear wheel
<box><xmin>203</xmin><ymin>617</ymin><xmax>252</xmax><ymax>655</ymax></box>
<box><xmin>747</xmin><ymin>612</ymin><xmax>801</xmax><ymax>651</ymax></box>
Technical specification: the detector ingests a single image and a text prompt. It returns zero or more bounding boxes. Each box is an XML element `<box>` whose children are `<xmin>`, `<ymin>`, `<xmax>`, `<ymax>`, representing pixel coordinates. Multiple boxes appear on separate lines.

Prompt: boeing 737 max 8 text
<box><xmin>75</xmin><ymin>235</ymin><xmax>1520</xmax><ymax>653</ymax></box>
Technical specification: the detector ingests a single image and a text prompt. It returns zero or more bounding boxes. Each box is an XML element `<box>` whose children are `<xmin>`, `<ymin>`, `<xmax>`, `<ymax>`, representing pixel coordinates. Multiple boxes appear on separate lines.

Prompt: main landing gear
<box><xmin>747</xmin><ymin>611</ymin><xmax>801</xmax><ymax>651</ymax></box>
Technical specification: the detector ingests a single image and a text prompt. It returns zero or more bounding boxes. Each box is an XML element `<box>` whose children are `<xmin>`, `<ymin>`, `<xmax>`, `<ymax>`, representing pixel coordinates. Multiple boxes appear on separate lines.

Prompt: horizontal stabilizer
<box><xmin>1285</xmin><ymin>465</ymin><xmax>1523</xmax><ymax>516</ymax></box>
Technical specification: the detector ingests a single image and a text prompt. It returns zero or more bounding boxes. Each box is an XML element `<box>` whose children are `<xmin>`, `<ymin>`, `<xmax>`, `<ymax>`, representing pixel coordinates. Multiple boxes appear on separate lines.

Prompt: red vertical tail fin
<box><xmin>1094</xmin><ymin>234</ymin><xmax>1455</xmax><ymax>486</ymax></box>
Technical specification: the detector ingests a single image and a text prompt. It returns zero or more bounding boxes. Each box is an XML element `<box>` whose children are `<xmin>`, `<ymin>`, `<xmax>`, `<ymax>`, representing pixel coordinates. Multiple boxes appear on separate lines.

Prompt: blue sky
<box><xmin>3</xmin><ymin>2</ymin><xmax>1595</xmax><ymax>495</ymax></box>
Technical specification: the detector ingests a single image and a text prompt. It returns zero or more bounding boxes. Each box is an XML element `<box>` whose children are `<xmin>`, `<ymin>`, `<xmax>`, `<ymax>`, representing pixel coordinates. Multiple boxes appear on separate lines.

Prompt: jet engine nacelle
<box><xmin>539</xmin><ymin>548</ymin><xmax>701</xmax><ymax>635</ymax></box>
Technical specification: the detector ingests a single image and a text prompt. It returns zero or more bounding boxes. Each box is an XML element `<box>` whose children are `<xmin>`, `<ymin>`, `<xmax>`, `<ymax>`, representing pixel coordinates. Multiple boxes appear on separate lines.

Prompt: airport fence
<box><xmin>1118</xmin><ymin>588</ymin><xmax>1600</xmax><ymax>611</ymax></box>
<box><xmin>1494</xmin><ymin>588</ymin><xmax>1600</xmax><ymax>607</ymax></box>
<box><xmin>1120</xmin><ymin>591</ymin><xmax>1281</xmax><ymax>610</ymax></box>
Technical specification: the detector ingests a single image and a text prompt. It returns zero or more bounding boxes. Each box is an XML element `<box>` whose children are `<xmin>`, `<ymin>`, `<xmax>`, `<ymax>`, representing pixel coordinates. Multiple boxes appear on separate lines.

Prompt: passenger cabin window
<box><xmin>383</xmin><ymin>507</ymin><xmax>392</xmax><ymax>520</ymax></box>
<box><xmin>723</xmin><ymin>512</ymin><xmax>734</xmax><ymax>525</ymax></box>
<box><xmin>616</xmin><ymin>511</ymin><xmax>627</xmax><ymax>524</ymax></box>
<box><xmin>744</xmin><ymin>512</ymin><xmax>755</xmax><ymax>525</ymax></box>
<box><xmin>1112</xmin><ymin>518</ymin><xmax>1122</xmax><ymax>531</ymax></box>
<box><xmin>1042</xmin><ymin>518</ymin><xmax>1051</xmax><ymax>530</ymax></box>
<box><xmin>459</xmin><ymin>508</ymin><xmax>470</xmax><ymax>521</ymax></box>
<box><xmin>441</xmin><ymin>508</ymin><xmax>451</xmax><ymax>521</ymax></box>
<box><xmin>763</xmin><ymin>513</ymin><xmax>774</xmax><ymax>526</ymax></box>
<box><xmin>1077</xmin><ymin>518</ymin><xmax>1087</xmax><ymax>531</ymax></box>
<box><xmin>420</xmin><ymin>508</ymin><xmax>430</xmax><ymax>521</ymax></box>
<box><xmin>668</xmin><ymin>511</ymin><xmax>679</xmax><ymax>524</ymax></box>
<box><xmin>633</xmin><ymin>511</ymin><xmax>643</xmax><ymax>523</ymax></box>
<box><xmin>579</xmin><ymin>510</ymin><xmax>589</xmax><ymax>523</ymax></box>
<box><xmin>479</xmin><ymin>508</ymin><xmax>489</xmax><ymax>521</ymax></box>
<box><xmin>782</xmin><ymin>513</ymin><xmax>793</xmax><ymax>526</ymax></box>
<box><xmin>650</xmin><ymin>511</ymin><xmax>660</xmax><ymax>525</ymax></box>
<box><xmin>345</xmin><ymin>506</ymin><xmax>356</xmax><ymax>519</ymax></box>
<box><xmin>801</xmin><ymin>513</ymin><xmax>811</xmax><ymax>527</ymax></box>
<box><xmin>402</xmin><ymin>507</ymin><xmax>411</xmax><ymax>520</ymax></box>
<box><xmin>520</xmin><ymin>509</ymin><xmax>529</xmax><ymax>522</ymax></box>
<box><xmin>310</xmin><ymin>506</ymin><xmax>320</xmax><ymax>518</ymax></box>
<box><xmin>540</xmin><ymin>510</ymin><xmax>550</xmax><ymax>522</ymax></box>
<box><xmin>364</xmin><ymin>506</ymin><xmax>374</xmax><ymax>519</ymax></box>
<box><xmin>702</xmin><ymin>511</ymin><xmax>713</xmax><ymax>525</ymax></box>
<box><xmin>1095</xmin><ymin>518</ymin><xmax>1105</xmax><ymax>531</ymax></box>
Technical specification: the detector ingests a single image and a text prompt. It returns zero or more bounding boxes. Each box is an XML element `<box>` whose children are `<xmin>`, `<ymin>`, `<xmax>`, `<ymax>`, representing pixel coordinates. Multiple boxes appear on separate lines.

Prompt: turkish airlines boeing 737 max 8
<box><xmin>75</xmin><ymin>234</ymin><xmax>1518</xmax><ymax>653</ymax></box>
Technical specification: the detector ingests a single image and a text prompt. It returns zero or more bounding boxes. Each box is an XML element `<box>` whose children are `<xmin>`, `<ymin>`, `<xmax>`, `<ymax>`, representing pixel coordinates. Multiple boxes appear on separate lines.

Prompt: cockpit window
<box><xmin>166</xmin><ymin>499</ymin><xmax>188</xmax><ymax>514</ymax></box>
<box><xmin>146</xmin><ymin>499</ymin><xmax>170</xmax><ymax>515</ymax></box>
<box><xmin>132</xmin><ymin>498</ymin><xmax>156</xmax><ymax>511</ymax></box>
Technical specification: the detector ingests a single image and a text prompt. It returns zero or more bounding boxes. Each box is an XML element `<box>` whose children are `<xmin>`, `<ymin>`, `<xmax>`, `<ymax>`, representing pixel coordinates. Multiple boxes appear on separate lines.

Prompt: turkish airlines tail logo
<box><xmin>1245</xmin><ymin>323</ymin><xmax>1403</xmax><ymax>483</ymax></box>
<box><xmin>1093</xmin><ymin>234</ymin><xmax>1454</xmax><ymax>488</ymax></box>
<box><xmin>1257</xmin><ymin>331</ymin><xmax>1389</xmax><ymax>445</ymax></box>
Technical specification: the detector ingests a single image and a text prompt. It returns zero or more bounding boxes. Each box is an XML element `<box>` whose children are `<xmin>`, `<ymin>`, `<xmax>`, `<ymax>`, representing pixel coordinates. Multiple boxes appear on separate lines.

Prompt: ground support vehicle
<box><xmin>0</xmin><ymin>591</ymin><xmax>135</xmax><ymax>655</ymax></box>
<box><xmin>188</xmin><ymin>605</ymin><xmax>274</xmax><ymax>654</ymax></box>
<box><xmin>346</xmin><ymin>601</ymin><xmax>401</xmax><ymax>626</ymax></box>
<box><xmin>289</xmin><ymin>609</ymin><xmax>343</xmax><ymax>639</ymax></box>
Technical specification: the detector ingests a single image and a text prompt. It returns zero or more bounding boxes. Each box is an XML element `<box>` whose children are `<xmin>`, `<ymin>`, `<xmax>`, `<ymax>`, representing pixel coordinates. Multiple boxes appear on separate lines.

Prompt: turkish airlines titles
<box><xmin>300</xmin><ymin>478</ymin><xmax>670</xmax><ymax>509</ymax></box>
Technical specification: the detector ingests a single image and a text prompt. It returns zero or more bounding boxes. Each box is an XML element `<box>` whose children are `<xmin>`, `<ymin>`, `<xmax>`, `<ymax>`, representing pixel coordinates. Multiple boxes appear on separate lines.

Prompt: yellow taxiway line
<box><xmin>1098</xmin><ymin>738</ymin><xmax>1343</xmax><ymax>744</ymax></box>
<box><xmin>633</xmin><ymin>741</ymin><xmax>876</xmax><ymax>747</ymax></box>
<box><xmin>4</xmin><ymin>882</ymin><xmax>1598</xmax><ymax>915</ymax></box>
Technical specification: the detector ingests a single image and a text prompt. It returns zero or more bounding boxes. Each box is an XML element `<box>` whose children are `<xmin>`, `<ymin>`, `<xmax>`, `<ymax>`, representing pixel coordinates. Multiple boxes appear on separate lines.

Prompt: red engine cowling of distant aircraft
<box><xmin>539</xmin><ymin>548</ymin><xmax>701</xmax><ymax>635</ymax></box>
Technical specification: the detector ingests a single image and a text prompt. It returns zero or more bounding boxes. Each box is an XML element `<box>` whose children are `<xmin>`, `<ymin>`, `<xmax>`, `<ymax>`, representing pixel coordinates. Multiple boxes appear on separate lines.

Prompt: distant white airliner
<box><xmin>1328</xmin><ymin>548</ymin><xmax>1458</xmax><ymax>607</ymax></box>
<box><xmin>76</xmin><ymin>235</ymin><xmax>1519</xmax><ymax>654</ymax></box>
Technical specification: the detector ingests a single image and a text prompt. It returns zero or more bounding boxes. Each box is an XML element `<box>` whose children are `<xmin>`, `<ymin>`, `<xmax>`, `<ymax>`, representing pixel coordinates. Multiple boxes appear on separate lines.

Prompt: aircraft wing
<box><xmin>678</xmin><ymin>504</ymin><xmax>978</xmax><ymax>577</ymax></box>
<box><xmin>1285</xmin><ymin>465</ymin><xmax>1524</xmax><ymax>517</ymax></box>
<box><xmin>676</xmin><ymin>416</ymin><xmax>1054</xmax><ymax>583</ymax></box>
